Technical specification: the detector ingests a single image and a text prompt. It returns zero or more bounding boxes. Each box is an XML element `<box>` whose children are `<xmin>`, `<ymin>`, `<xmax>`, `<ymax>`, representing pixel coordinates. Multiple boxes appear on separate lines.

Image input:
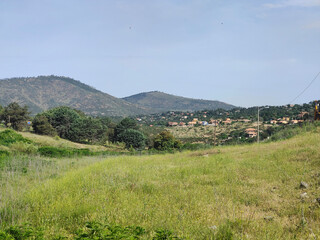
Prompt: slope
<box><xmin>1</xmin><ymin>129</ymin><xmax>320</xmax><ymax>239</ymax></box>
<box><xmin>123</xmin><ymin>91</ymin><xmax>235</xmax><ymax>113</ymax></box>
<box><xmin>0</xmin><ymin>75</ymin><xmax>148</xmax><ymax>116</ymax></box>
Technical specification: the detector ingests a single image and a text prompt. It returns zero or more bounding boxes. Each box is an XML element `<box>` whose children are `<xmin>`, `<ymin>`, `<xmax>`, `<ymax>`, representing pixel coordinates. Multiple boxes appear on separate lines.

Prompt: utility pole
<box><xmin>257</xmin><ymin>107</ymin><xmax>260</xmax><ymax>144</ymax></box>
<box><xmin>214</xmin><ymin>121</ymin><xmax>217</xmax><ymax>146</ymax></box>
<box><xmin>257</xmin><ymin>106</ymin><xmax>269</xmax><ymax>144</ymax></box>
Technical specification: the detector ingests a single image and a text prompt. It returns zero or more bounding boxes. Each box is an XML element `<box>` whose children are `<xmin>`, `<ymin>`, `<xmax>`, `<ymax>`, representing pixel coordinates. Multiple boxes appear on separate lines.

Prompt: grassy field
<box><xmin>1</xmin><ymin>128</ymin><xmax>320</xmax><ymax>239</ymax></box>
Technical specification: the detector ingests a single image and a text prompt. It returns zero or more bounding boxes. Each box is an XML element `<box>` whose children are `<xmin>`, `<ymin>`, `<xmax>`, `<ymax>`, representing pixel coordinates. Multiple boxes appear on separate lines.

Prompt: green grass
<box><xmin>1</xmin><ymin>129</ymin><xmax>320</xmax><ymax>239</ymax></box>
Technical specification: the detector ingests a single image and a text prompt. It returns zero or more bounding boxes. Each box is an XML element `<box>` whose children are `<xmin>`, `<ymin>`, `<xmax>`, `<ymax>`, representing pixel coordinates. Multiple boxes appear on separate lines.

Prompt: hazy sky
<box><xmin>0</xmin><ymin>0</ymin><xmax>319</xmax><ymax>107</ymax></box>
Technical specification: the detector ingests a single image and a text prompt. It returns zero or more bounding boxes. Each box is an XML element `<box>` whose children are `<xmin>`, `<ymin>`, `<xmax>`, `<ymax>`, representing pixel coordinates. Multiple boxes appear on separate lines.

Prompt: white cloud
<box><xmin>264</xmin><ymin>0</ymin><xmax>320</xmax><ymax>8</ymax></box>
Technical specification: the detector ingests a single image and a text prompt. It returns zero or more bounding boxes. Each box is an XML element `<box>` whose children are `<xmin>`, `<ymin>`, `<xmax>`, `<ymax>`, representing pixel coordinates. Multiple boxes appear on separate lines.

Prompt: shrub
<box><xmin>0</xmin><ymin>129</ymin><xmax>32</xmax><ymax>146</ymax></box>
<box><xmin>38</xmin><ymin>146</ymin><xmax>93</xmax><ymax>158</ymax></box>
<box><xmin>181</xmin><ymin>143</ymin><xmax>212</xmax><ymax>151</ymax></box>
<box><xmin>75</xmin><ymin>222</ymin><xmax>146</xmax><ymax>240</ymax></box>
<box><xmin>153</xmin><ymin>131</ymin><xmax>182</xmax><ymax>151</ymax></box>
<box><xmin>38</xmin><ymin>146</ymin><xmax>72</xmax><ymax>158</ymax></box>
<box><xmin>152</xmin><ymin>229</ymin><xmax>181</xmax><ymax>240</ymax></box>
<box><xmin>0</xmin><ymin>224</ymin><xmax>43</xmax><ymax>240</ymax></box>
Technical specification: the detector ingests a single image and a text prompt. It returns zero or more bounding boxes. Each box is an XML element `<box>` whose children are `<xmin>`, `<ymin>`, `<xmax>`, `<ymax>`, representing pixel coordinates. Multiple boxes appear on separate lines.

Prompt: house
<box><xmin>270</xmin><ymin>120</ymin><xmax>277</xmax><ymax>124</ymax></box>
<box><xmin>298</xmin><ymin>112</ymin><xmax>309</xmax><ymax>118</ymax></box>
<box><xmin>291</xmin><ymin>120</ymin><xmax>299</xmax><ymax>124</ymax></box>
<box><xmin>239</xmin><ymin>119</ymin><xmax>250</xmax><ymax>123</ymax></box>
<box><xmin>179</xmin><ymin>122</ymin><xmax>186</xmax><ymax>126</ymax></box>
<box><xmin>282</xmin><ymin>117</ymin><xmax>290</xmax><ymax>121</ymax></box>
<box><xmin>223</xmin><ymin>118</ymin><xmax>232</xmax><ymax>124</ymax></box>
<box><xmin>168</xmin><ymin>122</ymin><xmax>178</xmax><ymax>127</ymax></box>
<box><xmin>245</xmin><ymin>128</ymin><xmax>257</xmax><ymax>138</ymax></box>
<box><xmin>202</xmin><ymin>121</ymin><xmax>208</xmax><ymax>126</ymax></box>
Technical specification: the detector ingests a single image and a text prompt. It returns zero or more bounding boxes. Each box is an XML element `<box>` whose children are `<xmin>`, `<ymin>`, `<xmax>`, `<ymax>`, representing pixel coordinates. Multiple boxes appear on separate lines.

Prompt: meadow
<box><xmin>1</xmin><ymin>128</ymin><xmax>320</xmax><ymax>239</ymax></box>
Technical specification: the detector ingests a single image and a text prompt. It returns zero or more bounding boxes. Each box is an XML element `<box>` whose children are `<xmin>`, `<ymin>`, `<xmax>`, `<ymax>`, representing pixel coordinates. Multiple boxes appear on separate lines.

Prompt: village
<box><xmin>135</xmin><ymin>105</ymin><xmax>313</xmax><ymax>145</ymax></box>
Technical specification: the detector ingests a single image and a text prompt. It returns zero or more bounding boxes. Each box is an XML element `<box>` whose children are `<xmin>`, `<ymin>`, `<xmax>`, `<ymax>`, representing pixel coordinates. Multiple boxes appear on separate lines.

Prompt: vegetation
<box><xmin>0</xmin><ymin>75</ymin><xmax>147</xmax><ymax>116</ymax></box>
<box><xmin>118</xmin><ymin>129</ymin><xmax>146</xmax><ymax>150</ymax></box>
<box><xmin>123</xmin><ymin>91</ymin><xmax>235</xmax><ymax>113</ymax></box>
<box><xmin>0</xmin><ymin>102</ymin><xmax>30</xmax><ymax>131</ymax></box>
<box><xmin>0</xmin><ymin>128</ymin><xmax>320</xmax><ymax>239</ymax></box>
<box><xmin>33</xmin><ymin>107</ymin><xmax>109</xmax><ymax>144</ymax></box>
<box><xmin>153</xmin><ymin>131</ymin><xmax>182</xmax><ymax>151</ymax></box>
<box><xmin>113</xmin><ymin>118</ymin><xmax>146</xmax><ymax>150</ymax></box>
<box><xmin>32</xmin><ymin>114</ymin><xmax>57</xmax><ymax>136</ymax></box>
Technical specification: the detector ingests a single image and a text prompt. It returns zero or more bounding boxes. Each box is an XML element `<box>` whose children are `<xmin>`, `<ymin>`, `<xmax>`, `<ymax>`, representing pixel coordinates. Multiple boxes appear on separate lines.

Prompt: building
<box><xmin>223</xmin><ymin>118</ymin><xmax>232</xmax><ymax>124</ymax></box>
<box><xmin>245</xmin><ymin>128</ymin><xmax>257</xmax><ymax>138</ymax></box>
<box><xmin>168</xmin><ymin>122</ymin><xmax>178</xmax><ymax>127</ymax></box>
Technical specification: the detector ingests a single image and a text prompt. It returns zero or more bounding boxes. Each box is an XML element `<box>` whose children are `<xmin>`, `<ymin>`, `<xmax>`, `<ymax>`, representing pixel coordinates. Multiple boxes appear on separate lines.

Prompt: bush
<box><xmin>118</xmin><ymin>129</ymin><xmax>146</xmax><ymax>150</ymax></box>
<box><xmin>38</xmin><ymin>146</ymin><xmax>93</xmax><ymax>158</ymax></box>
<box><xmin>181</xmin><ymin>142</ymin><xmax>212</xmax><ymax>151</ymax></box>
<box><xmin>75</xmin><ymin>222</ymin><xmax>146</xmax><ymax>240</ymax></box>
<box><xmin>0</xmin><ymin>224</ymin><xmax>43</xmax><ymax>240</ymax></box>
<box><xmin>0</xmin><ymin>129</ymin><xmax>32</xmax><ymax>146</ymax></box>
<box><xmin>153</xmin><ymin>131</ymin><xmax>182</xmax><ymax>151</ymax></box>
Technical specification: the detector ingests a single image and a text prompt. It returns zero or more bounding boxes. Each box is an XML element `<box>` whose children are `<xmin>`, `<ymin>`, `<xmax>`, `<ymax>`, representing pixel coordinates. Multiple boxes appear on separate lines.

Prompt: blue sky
<box><xmin>0</xmin><ymin>0</ymin><xmax>319</xmax><ymax>107</ymax></box>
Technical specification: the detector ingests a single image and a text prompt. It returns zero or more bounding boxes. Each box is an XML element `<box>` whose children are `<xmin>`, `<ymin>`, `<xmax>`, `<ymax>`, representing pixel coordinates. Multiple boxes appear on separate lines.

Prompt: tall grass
<box><xmin>1</xmin><ymin>130</ymin><xmax>320</xmax><ymax>239</ymax></box>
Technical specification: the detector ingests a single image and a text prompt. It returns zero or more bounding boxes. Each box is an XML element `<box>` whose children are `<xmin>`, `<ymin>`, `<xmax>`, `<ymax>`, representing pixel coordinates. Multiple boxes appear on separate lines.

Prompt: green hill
<box><xmin>123</xmin><ymin>91</ymin><xmax>235</xmax><ymax>113</ymax></box>
<box><xmin>0</xmin><ymin>75</ymin><xmax>148</xmax><ymax>116</ymax></box>
<box><xmin>1</xmin><ymin>128</ymin><xmax>319</xmax><ymax>239</ymax></box>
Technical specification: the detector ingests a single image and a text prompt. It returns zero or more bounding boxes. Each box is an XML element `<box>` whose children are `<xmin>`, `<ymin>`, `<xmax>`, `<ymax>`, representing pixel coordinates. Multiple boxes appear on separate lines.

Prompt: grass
<box><xmin>1</xmin><ymin>128</ymin><xmax>320</xmax><ymax>239</ymax></box>
<box><xmin>0</xmin><ymin>127</ymin><xmax>125</xmax><ymax>152</ymax></box>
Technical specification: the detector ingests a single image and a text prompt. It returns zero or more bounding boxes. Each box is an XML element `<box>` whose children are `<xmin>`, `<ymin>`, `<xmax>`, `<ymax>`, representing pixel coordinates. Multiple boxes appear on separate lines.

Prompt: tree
<box><xmin>0</xmin><ymin>105</ymin><xmax>4</xmax><ymax>124</ymax></box>
<box><xmin>2</xmin><ymin>102</ymin><xmax>30</xmax><ymax>131</ymax></box>
<box><xmin>38</xmin><ymin>107</ymin><xmax>109</xmax><ymax>143</ymax></box>
<box><xmin>118</xmin><ymin>129</ymin><xmax>146</xmax><ymax>150</ymax></box>
<box><xmin>114</xmin><ymin>118</ymin><xmax>138</xmax><ymax>142</ymax></box>
<box><xmin>32</xmin><ymin>114</ymin><xmax>57</xmax><ymax>136</ymax></box>
<box><xmin>153</xmin><ymin>131</ymin><xmax>182</xmax><ymax>151</ymax></box>
<box><xmin>80</xmin><ymin>117</ymin><xmax>105</xmax><ymax>143</ymax></box>
<box><xmin>45</xmin><ymin>106</ymin><xmax>82</xmax><ymax>140</ymax></box>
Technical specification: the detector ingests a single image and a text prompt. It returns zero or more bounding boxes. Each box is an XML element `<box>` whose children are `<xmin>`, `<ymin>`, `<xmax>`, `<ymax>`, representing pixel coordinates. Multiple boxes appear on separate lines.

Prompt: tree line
<box><xmin>0</xmin><ymin>102</ymin><xmax>182</xmax><ymax>152</ymax></box>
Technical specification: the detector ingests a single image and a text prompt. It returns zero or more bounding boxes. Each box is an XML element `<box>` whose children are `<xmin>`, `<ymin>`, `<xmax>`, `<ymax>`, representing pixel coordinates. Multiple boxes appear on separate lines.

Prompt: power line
<box><xmin>289</xmin><ymin>71</ymin><xmax>320</xmax><ymax>104</ymax></box>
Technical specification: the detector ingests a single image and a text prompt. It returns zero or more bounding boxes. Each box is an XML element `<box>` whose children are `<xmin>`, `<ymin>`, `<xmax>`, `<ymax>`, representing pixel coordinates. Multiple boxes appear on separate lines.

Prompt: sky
<box><xmin>0</xmin><ymin>0</ymin><xmax>319</xmax><ymax>107</ymax></box>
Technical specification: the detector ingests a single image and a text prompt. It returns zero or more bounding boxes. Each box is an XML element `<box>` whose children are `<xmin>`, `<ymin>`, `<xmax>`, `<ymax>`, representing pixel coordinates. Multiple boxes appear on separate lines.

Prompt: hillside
<box><xmin>123</xmin><ymin>91</ymin><xmax>235</xmax><ymax>113</ymax></box>
<box><xmin>0</xmin><ymin>76</ymin><xmax>148</xmax><ymax>116</ymax></box>
<box><xmin>1</xmin><ymin>129</ymin><xmax>320</xmax><ymax>239</ymax></box>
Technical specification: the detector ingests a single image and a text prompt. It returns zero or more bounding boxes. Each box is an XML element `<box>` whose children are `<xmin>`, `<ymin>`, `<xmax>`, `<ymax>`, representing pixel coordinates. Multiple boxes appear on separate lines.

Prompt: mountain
<box><xmin>122</xmin><ymin>91</ymin><xmax>235</xmax><ymax>113</ymax></box>
<box><xmin>0</xmin><ymin>76</ymin><xmax>148</xmax><ymax>116</ymax></box>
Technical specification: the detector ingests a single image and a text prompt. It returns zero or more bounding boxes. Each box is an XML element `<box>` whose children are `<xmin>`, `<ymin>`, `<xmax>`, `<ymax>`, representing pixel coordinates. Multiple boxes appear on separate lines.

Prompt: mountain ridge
<box><xmin>0</xmin><ymin>75</ymin><xmax>148</xmax><ymax>116</ymax></box>
<box><xmin>122</xmin><ymin>91</ymin><xmax>235</xmax><ymax>113</ymax></box>
<box><xmin>0</xmin><ymin>76</ymin><xmax>235</xmax><ymax>116</ymax></box>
